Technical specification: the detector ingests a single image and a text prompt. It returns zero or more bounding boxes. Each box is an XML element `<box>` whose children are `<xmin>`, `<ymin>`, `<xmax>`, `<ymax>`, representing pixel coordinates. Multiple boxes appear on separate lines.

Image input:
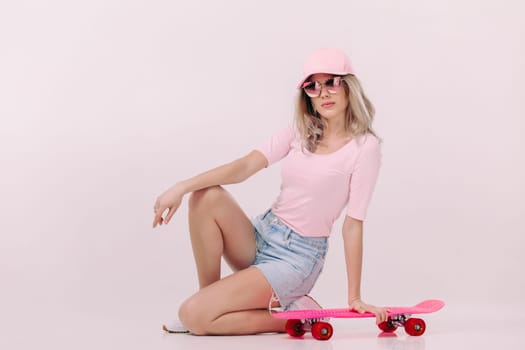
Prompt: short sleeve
<box><xmin>255</xmin><ymin>125</ymin><xmax>295</xmax><ymax>167</ymax></box>
<box><xmin>346</xmin><ymin>135</ymin><xmax>382</xmax><ymax>221</ymax></box>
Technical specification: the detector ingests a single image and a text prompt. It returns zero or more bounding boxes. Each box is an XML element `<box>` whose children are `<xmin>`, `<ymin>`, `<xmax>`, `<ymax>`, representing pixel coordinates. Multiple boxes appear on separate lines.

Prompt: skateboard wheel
<box><xmin>285</xmin><ymin>319</ymin><xmax>305</xmax><ymax>337</ymax></box>
<box><xmin>404</xmin><ymin>318</ymin><xmax>426</xmax><ymax>336</ymax></box>
<box><xmin>311</xmin><ymin>321</ymin><xmax>333</xmax><ymax>341</ymax></box>
<box><xmin>378</xmin><ymin>319</ymin><xmax>398</xmax><ymax>333</ymax></box>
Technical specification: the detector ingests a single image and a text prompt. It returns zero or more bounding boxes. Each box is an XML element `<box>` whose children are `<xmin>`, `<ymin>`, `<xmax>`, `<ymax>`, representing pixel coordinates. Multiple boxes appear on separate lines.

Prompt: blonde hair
<box><xmin>294</xmin><ymin>75</ymin><xmax>379</xmax><ymax>152</ymax></box>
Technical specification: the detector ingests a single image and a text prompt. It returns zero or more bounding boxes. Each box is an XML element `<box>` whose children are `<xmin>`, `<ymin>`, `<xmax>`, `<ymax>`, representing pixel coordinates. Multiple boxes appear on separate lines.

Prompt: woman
<box><xmin>153</xmin><ymin>47</ymin><xmax>387</xmax><ymax>335</ymax></box>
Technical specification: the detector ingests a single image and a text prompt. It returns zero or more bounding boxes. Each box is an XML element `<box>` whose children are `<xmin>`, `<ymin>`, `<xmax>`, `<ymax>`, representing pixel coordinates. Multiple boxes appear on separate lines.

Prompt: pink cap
<box><xmin>297</xmin><ymin>48</ymin><xmax>355</xmax><ymax>89</ymax></box>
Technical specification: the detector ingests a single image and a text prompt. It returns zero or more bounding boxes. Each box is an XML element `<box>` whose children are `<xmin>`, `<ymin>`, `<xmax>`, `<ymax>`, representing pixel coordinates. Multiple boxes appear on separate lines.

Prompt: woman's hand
<box><xmin>152</xmin><ymin>184</ymin><xmax>184</xmax><ymax>228</ymax></box>
<box><xmin>349</xmin><ymin>298</ymin><xmax>388</xmax><ymax>325</ymax></box>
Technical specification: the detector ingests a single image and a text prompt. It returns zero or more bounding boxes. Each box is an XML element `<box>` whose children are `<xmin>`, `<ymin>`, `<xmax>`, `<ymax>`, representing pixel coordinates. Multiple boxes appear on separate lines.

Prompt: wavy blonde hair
<box><xmin>295</xmin><ymin>75</ymin><xmax>379</xmax><ymax>152</ymax></box>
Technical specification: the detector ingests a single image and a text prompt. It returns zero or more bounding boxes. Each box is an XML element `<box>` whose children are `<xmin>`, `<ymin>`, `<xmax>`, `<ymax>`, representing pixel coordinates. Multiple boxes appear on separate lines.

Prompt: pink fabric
<box><xmin>256</xmin><ymin>125</ymin><xmax>381</xmax><ymax>237</ymax></box>
<box><xmin>297</xmin><ymin>48</ymin><xmax>355</xmax><ymax>88</ymax></box>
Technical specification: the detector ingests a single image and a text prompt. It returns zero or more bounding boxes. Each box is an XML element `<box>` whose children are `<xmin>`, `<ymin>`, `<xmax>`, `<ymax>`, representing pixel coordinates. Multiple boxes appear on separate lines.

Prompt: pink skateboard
<box><xmin>272</xmin><ymin>299</ymin><xmax>445</xmax><ymax>340</ymax></box>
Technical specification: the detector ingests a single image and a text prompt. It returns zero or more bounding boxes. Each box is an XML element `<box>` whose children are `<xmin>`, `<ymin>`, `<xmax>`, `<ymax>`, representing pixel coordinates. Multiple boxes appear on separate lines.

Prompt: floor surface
<box><xmin>3</xmin><ymin>302</ymin><xmax>523</xmax><ymax>349</ymax></box>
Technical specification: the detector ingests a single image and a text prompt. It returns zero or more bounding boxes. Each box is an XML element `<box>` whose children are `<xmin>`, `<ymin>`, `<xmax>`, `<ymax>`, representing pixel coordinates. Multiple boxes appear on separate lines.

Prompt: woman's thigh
<box><xmin>178</xmin><ymin>266</ymin><xmax>277</xmax><ymax>334</ymax></box>
<box><xmin>189</xmin><ymin>186</ymin><xmax>256</xmax><ymax>271</ymax></box>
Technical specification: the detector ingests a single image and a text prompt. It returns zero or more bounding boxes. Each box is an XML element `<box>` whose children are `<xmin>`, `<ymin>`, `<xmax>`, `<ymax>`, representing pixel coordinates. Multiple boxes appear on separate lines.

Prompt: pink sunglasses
<box><xmin>302</xmin><ymin>76</ymin><xmax>343</xmax><ymax>98</ymax></box>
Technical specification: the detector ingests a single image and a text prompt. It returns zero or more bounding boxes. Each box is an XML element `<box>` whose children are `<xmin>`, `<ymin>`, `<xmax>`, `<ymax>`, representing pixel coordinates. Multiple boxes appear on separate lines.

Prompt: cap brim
<box><xmin>297</xmin><ymin>71</ymin><xmax>353</xmax><ymax>89</ymax></box>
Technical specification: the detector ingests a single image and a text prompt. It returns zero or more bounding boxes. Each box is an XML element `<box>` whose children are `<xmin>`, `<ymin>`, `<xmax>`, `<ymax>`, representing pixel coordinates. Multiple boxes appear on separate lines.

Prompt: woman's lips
<box><xmin>321</xmin><ymin>102</ymin><xmax>335</xmax><ymax>108</ymax></box>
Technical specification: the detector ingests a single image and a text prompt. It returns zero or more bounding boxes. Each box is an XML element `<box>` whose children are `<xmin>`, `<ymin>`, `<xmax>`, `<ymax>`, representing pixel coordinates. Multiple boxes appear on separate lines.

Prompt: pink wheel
<box><xmin>311</xmin><ymin>321</ymin><xmax>333</xmax><ymax>341</ymax></box>
<box><xmin>404</xmin><ymin>318</ymin><xmax>426</xmax><ymax>336</ymax></box>
<box><xmin>378</xmin><ymin>319</ymin><xmax>398</xmax><ymax>333</ymax></box>
<box><xmin>285</xmin><ymin>319</ymin><xmax>305</xmax><ymax>337</ymax></box>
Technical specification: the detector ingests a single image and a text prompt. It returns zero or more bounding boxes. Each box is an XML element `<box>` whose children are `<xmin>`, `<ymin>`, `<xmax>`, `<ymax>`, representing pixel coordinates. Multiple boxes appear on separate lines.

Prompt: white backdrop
<box><xmin>1</xmin><ymin>0</ymin><xmax>524</xmax><ymax>340</ymax></box>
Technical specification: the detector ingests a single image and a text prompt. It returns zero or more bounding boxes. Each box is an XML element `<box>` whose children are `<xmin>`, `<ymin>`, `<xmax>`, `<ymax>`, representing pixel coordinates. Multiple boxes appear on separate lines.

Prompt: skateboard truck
<box><xmin>378</xmin><ymin>314</ymin><xmax>426</xmax><ymax>336</ymax></box>
<box><xmin>286</xmin><ymin>319</ymin><xmax>333</xmax><ymax>341</ymax></box>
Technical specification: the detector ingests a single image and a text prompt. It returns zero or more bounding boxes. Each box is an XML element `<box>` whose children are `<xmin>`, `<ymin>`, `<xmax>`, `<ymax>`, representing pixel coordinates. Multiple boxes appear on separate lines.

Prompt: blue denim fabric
<box><xmin>251</xmin><ymin>208</ymin><xmax>328</xmax><ymax>309</ymax></box>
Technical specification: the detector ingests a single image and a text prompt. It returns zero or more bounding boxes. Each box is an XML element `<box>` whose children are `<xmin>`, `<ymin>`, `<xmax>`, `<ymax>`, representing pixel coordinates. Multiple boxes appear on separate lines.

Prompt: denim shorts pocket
<box><xmin>255</xmin><ymin>229</ymin><xmax>267</xmax><ymax>254</ymax></box>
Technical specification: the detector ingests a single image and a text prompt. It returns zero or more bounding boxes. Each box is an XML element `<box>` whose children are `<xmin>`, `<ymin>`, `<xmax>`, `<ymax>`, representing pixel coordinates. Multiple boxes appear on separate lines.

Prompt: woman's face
<box><xmin>306</xmin><ymin>73</ymin><xmax>349</xmax><ymax>121</ymax></box>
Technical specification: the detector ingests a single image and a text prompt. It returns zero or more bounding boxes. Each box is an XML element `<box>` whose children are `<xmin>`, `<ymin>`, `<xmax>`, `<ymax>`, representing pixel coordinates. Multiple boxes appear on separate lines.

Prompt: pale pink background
<box><xmin>1</xmin><ymin>0</ymin><xmax>523</xmax><ymax>349</ymax></box>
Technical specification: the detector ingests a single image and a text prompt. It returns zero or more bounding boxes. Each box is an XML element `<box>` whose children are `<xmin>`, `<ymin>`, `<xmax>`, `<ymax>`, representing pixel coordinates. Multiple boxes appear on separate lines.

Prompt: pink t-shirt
<box><xmin>256</xmin><ymin>125</ymin><xmax>381</xmax><ymax>237</ymax></box>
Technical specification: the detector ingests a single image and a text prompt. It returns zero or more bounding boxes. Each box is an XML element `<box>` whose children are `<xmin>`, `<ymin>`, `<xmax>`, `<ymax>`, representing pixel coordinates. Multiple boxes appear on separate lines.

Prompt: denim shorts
<box><xmin>251</xmin><ymin>209</ymin><xmax>328</xmax><ymax>309</ymax></box>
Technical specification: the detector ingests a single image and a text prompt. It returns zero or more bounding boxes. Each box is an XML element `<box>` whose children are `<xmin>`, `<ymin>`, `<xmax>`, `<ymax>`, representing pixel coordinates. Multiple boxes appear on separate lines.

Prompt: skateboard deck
<box><xmin>272</xmin><ymin>299</ymin><xmax>445</xmax><ymax>340</ymax></box>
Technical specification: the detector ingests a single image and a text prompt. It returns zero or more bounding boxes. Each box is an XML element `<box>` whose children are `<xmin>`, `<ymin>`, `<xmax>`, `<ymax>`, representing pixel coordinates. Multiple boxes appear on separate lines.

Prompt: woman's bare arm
<box><xmin>152</xmin><ymin>150</ymin><xmax>268</xmax><ymax>227</ymax></box>
<box><xmin>342</xmin><ymin>215</ymin><xmax>387</xmax><ymax>324</ymax></box>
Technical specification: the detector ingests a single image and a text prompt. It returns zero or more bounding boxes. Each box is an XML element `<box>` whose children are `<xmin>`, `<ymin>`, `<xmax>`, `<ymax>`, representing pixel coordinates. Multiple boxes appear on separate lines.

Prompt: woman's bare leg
<box><xmin>180</xmin><ymin>186</ymin><xmax>284</xmax><ymax>334</ymax></box>
<box><xmin>188</xmin><ymin>185</ymin><xmax>257</xmax><ymax>288</ymax></box>
<box><xmin>178</xmin><ymin>267</ymin><xmax>286</xmax><ymax>335</ymax></box>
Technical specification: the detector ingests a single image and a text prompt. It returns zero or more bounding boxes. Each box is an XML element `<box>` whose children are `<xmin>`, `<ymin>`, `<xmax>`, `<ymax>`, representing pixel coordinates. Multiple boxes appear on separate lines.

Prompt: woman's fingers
<box><xmin>374</xmin><ymin>307</ymin><xmax>388</xmax><ymax>324</ymax></box>
<box><xmin>152</xmin><ymin>214</ymin><xmax>160</xmax><ymax>228</ymax></box>
<box><xmin>165</xmin><ymin>208</ymin><xmax>175</xmax><ymax>224</ymax></box>
<box><xmin>152</xmin><ymin>206</ymin><xmax>166</xmax><ymax>228</ymax></box>
<box><xmin>351</xmin><ymin>300</ymin><xmax>367</xmax><ymax>314</ymax></box>
<box><xmin>153</xmin><ymin>205</ymin><xmax>180</xmax><ymax>227</ymax></box>
<box><xmin>152</xmin><ymin>190</ymin><xmax>183</xmax><ymax>228</ymax></box>
<box><xmin>352</xmin><ymin>302</ymin><xmax>388</xmax><ymax>324</ymax></box>
<box><xmin>350</xmin><ymin>300</ymin><xmax>389</xmax><ymax>325</ymax></box>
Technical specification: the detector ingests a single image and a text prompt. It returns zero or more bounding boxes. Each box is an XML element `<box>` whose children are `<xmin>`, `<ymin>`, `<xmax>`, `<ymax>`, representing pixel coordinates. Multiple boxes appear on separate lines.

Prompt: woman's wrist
<box><xmin>173</xmin><ymin>180</ymin><xmax>190</xmax><ymax>196</ymax></box>
<box><xmin>348</xmin><ymin>296</ymin><xmax>362</xmax><ymax>305</ymax></box>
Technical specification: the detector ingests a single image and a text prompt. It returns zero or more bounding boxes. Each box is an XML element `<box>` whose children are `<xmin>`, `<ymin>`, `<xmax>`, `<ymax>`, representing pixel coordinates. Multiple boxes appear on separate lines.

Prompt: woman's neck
<box><xmin>322</xmin><ymin>115</ymin><xmax>348</xmax><ymax>139</ymax></box>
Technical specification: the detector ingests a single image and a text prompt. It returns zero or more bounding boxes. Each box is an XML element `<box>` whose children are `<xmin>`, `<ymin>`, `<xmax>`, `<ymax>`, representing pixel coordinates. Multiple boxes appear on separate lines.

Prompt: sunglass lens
<box><xmin>326</xmin><ymin>77</ymin><xmax>341</xmax><ymax>93</ymax></box>
<box><xmin>303</xmin><ymin>82</ymin><xmax>320</xmax><ymax>97</ymax></box>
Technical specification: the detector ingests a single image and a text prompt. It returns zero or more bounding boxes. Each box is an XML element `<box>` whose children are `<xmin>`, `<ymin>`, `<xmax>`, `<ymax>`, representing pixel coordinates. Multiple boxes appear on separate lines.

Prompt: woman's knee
<box><xmin>178</xmin><ymin>297</ymin><xmax>209</xmax><ymax>335</ymax></box>
<box><xmin>188</xmin><ymin>185</ymin><xmax>225</xmax><ymax>211</ymax></box>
